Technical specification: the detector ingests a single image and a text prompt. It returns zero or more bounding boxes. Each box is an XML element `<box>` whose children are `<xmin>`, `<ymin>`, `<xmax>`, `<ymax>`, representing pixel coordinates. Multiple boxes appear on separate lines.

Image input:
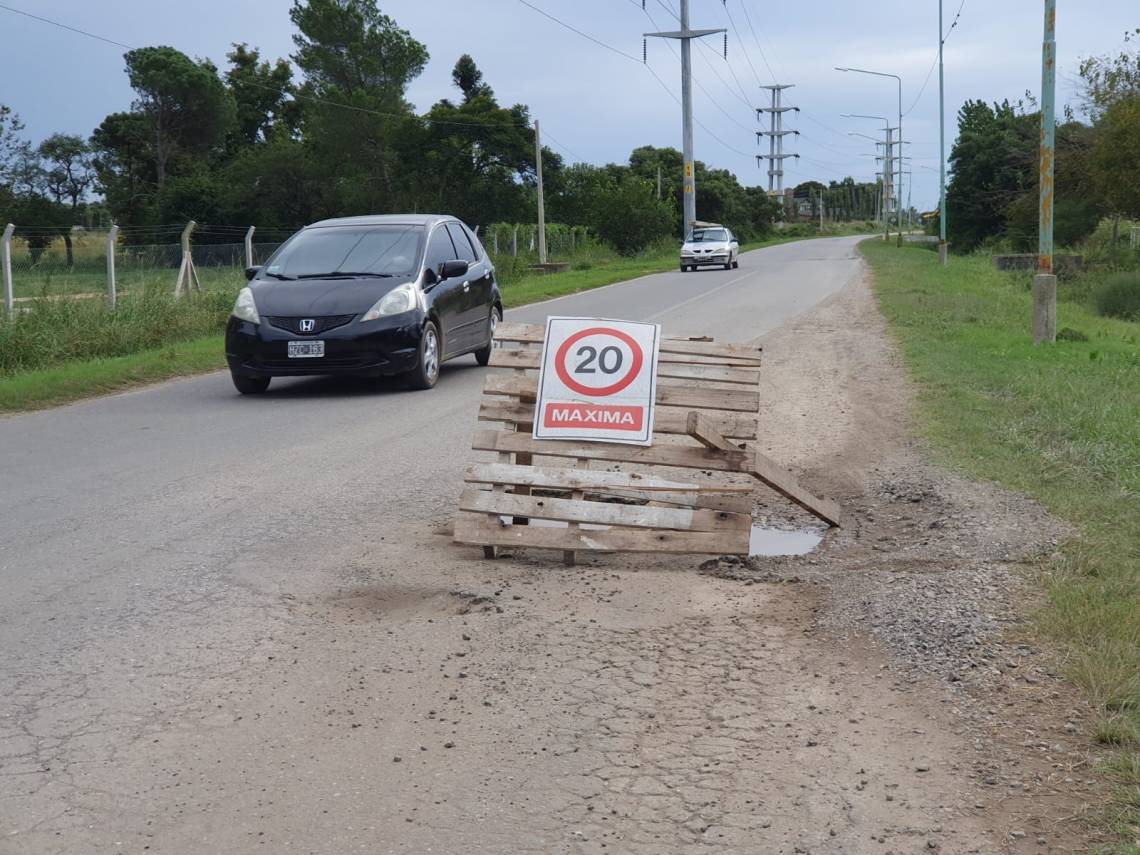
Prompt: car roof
<box><xmin>306</xmin><ymin>214</ymin><xmax>460</xmax><ymax>229</ymax></box>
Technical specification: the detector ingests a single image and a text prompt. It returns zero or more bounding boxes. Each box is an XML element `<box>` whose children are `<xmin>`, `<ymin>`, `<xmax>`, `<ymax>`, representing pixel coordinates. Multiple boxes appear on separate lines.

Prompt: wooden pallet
<box><xmin>454</xmin><ymin>322</ymin><xmax>840</xmax><ymax>564</ymax></box>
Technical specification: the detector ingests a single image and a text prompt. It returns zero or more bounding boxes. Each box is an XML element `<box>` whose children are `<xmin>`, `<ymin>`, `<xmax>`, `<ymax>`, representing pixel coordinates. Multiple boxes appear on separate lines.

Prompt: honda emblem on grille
<box><xmin>299</xmin><ymin>319</ymin><xmax>316</xmax><ymax>333</ymax></box>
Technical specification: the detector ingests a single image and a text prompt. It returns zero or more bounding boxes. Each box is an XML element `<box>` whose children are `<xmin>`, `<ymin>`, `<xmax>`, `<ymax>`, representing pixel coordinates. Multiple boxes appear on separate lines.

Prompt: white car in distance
<box><xmin>680</xmin><ymin>225</ymin><xmax>740</xmax><ymax>272</ymax></box>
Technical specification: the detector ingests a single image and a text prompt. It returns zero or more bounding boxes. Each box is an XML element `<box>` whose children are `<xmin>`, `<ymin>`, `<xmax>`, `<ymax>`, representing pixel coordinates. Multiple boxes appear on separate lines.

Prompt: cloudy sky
<box><xmin>2</xmin><ymin>0</ymin><xmax>1135</xmax><ymax>211</ymax></box>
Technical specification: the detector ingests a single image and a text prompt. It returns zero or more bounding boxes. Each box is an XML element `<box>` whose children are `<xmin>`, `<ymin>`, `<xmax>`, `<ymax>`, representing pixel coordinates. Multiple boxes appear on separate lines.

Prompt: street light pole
<box><xmin>938</xmin><ymin>0</ymin><xmax>949</xmax><ymax>265</ymax></box>
<box><xmin>843</xmin><ymin>113</ymin><xmax>891</xmax><ymax>240</ymax></box>
<box><xmin>836</xmin><ymin>67</ymin><xmax>904</xmax><ymax>245</ymax></box>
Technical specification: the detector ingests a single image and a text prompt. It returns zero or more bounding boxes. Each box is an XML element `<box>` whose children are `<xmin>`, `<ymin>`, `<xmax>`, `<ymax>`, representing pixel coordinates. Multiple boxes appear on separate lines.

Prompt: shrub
<box><xmin>1095</xmin><ymin>272</ymin><xmax>1140</xmax><ymax>321</ymax></box>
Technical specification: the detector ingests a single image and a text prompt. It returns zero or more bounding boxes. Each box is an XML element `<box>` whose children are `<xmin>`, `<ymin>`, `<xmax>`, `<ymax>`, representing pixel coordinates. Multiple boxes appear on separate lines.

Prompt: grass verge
<box><xmin>0</xmin><ymin>336</ymin><xmax>224</xmax><ymax>414</ymax></box>
<box><xmin>862</xmin><ymin>240</ymin><xmax>1140</xmax><ymax>849</ymax></box>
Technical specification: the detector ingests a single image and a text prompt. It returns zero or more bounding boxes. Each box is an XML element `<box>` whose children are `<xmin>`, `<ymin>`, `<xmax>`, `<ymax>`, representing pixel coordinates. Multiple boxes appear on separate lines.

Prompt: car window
<box><xmin>446</xmin><ymin>223</ymin><xmax>478</xmax><ymax>264</ymax></box>
<box><xmin>263</xmin><ymin>225</ymin><xmax>424</xmax><ymax>279</ymax></box>
<box><xmin>424</xmin><ymin>226</ymin><xmax>459</xmax><ymax>274</ymax></box>
<box><xmin>689</xmin><ymin>228</ymin><xmax>729</xmax><ymax>242</ymax></box>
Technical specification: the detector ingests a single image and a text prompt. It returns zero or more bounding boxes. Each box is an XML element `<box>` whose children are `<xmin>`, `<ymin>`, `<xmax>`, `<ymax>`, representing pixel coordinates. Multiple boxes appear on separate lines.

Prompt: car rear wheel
<box><xmin>474</xmin><ymin>305</ymin><xmax>501</xmax><ymax>367</ymax></box>
<box><xmin>408</xmin><ymin>320</ymin><xmax>441</xmax><ymax>390</ymax></box>
<box><xmin>732</xmin><ymin>259</ymin><xmax>740</xmax><ymax>269</ymax></box>
<box><xmin>231</xmin><ymin>372</ymin><xmax>270</xmax><ymax>395</ymax></box>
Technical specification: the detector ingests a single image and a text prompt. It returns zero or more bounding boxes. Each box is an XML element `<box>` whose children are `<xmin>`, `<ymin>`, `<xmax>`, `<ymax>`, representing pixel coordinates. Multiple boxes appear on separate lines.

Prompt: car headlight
<box><xmin>232</xmin><ymin>287</ymin><xmax>260</xmax><ymax>324</ymax></box>
<box><xmin>361</xmin><ymin>282</ymin><xmax>417</xmax><ymax>322</ymax></box>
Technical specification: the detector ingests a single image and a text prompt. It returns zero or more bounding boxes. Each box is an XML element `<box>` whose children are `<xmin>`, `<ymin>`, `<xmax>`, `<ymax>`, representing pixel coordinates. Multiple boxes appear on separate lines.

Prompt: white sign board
<box><xmin>533</xmin><ymin>317</ymin><xmax>661</xmax><ymax>445</ymax></box>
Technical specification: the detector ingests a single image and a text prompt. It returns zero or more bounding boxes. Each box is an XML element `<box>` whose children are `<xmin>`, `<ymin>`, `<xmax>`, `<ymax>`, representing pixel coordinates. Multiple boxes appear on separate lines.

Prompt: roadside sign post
<box><xmin>534</xmin><ymin>317</ymin><xmax>661</xmax><ymax>447</ymax></box>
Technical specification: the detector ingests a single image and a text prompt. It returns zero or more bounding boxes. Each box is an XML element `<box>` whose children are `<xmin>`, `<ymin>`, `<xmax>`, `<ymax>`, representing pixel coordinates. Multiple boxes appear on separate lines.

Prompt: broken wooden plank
<box><xmin>477</xmin><ymin>401</ymin><xmax>758</xmax><ymax>440</ymax></box>
<box><xmin>686</xmin><ymin>411</ymin><xmax>743</xmax><ymax>452</ymax></box>
<box><xmin>454</xmin><ymin>512</ymin><xmax>750</xmax><ymax>555</ymax></box>
<box><xmin>472</xmin><ymin>429</ymin><xmax>755</xmax><ymax>473</ymax></box>
<box><xmin>483</xmin><ymin>374</ymin><xmax>759</xmax><ymax>413</ymax></box>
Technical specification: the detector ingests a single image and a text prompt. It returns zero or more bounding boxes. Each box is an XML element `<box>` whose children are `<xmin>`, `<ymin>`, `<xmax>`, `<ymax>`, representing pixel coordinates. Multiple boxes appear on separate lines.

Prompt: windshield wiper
<box><xmin>296</xmin><ymin>271</ymin><xmax>395</xmax><ymax>280</ymax></box>
<box><xmin>261</xmin><ymin>271</ymin><xmax>296</xmax><ymax>280</ymax></box>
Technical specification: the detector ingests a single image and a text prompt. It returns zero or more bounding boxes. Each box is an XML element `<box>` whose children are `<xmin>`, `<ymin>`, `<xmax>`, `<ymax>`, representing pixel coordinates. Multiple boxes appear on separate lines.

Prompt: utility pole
<box><xmin>819</xmin><ymin>189</ymin><xmax>824</xmax><ymax>231</ymax></box>
<box><xmin>757</xmin><ymin>85</ymin><xmax>800</xmax><ymax>209</ymax></box>
<box><xmin>1034</xmin><ymin>0</ymin><xmax>1057</xmax><ymax>344</ymax></box>
<box><xmin>657</xmin><ymin>164</ymin><xmax>662</xmax><ymax>200</ymax></box>
<box><xmin>534</xmin><ymin>119</ymin><xmax>547</xmax><ymax>265</ymax></box>
<box><xmin>939</xmin><ymin>0</ymin><xmax>949</xmax><ymax>265</ymax></box>
<box><xmin>646</xmin><ymin>2</ymin><xmax>725</xmax><ymax>236</ymax></box>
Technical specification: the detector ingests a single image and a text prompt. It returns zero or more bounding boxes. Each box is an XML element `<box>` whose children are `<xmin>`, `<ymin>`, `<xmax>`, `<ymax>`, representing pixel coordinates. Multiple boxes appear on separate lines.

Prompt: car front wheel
<box><xmin>231</xmin><ymin>372</ymin><xmax>270</xmax><ymax>395</ymax></box>
<box><xmin>408</xmin><ymin>320</ymin><xmax>441</xmax><ymax>390</ymax></box>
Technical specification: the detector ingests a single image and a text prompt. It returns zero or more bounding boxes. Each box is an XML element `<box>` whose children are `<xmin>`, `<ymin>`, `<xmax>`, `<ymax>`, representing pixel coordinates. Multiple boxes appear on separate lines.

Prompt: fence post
<box><xmin>106</xmin><ymin>224</ymin><xmax>119</xmax><ymax>309</ymax></box>
<box><xmin>492</xmin><ymin>228</ymin><xmax>499</xmax><ymax>255</ymax></box>
<box><xmin>174</xmin><ymin>220</ymin><xmax>201</xmax><ymax>297</ymax></box>
<box><xmin>244</xmin><ymin>226</ymin><xmax>256</xmax><ymax>269</ymax></box>
<box><xmin>512</xmin><ymin>225</ymin><xmax>518</xmax><ymax>257</ymax></box>
<box><xmin>2</xmin><ymin>223</ymin><xmax>13</xmax><ymax>316</ymax></box>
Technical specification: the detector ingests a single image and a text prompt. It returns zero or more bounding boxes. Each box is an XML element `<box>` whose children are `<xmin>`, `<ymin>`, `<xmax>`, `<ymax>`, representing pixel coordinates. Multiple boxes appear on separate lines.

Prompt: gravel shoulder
<box><xmin>3</xmin><ymin>260</ymin><xmax>1105</xmax><ymax>853</ymax></box>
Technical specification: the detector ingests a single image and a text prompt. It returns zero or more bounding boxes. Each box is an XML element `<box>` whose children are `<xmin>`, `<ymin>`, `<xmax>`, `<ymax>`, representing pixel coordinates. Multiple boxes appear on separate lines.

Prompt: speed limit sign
<box><xmin>534</xmin><ymin>317</ymin><xmax>661</xmax><ymax>445</ymax></box>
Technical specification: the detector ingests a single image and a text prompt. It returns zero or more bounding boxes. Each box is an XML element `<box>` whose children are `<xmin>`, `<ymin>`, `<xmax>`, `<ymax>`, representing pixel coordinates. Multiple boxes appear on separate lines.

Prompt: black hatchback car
<box><xmin>225</xmin><ymin>214</ymin><xmax>502</xmax><ymax>394</ymax></box>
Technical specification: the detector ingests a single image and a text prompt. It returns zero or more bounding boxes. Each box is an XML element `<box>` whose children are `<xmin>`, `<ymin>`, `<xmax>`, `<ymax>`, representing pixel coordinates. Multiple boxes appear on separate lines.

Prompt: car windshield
<box><xmin>260</xmin><ymin>225</ymin><xmax>424</xmax><ymax>280</ymax></box>
<box><xmin>688</xmin><ymin>229</ymin><xmax>728</xmax><ymax>242</ymax></box>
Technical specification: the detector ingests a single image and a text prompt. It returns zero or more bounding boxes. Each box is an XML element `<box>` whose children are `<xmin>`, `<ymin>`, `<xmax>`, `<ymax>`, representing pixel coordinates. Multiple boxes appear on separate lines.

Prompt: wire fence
<box><xmin>1</xmin><ymin>221</ymin><xmax>597</xmax><ymax>312</ymax></box>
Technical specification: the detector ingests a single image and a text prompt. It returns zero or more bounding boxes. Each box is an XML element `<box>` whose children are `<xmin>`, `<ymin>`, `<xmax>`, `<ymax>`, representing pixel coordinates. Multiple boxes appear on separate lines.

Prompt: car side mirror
<box><xmin>244</xmin><ymin>265</ymin><xmax>262</xmax><ymax>281</ymax></box>
<box><xmin>440</xmin><ymin>259</ymin><xmax>470</xmax><ymax>280</ymax></box>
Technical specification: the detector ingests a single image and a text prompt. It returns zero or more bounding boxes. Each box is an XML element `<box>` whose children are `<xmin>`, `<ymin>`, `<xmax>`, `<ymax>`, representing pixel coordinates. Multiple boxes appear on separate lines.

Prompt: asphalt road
<box><xmin>0</xmin><ymin>236</ymin><xmax>865</xmax><ymax>852</ymax></box>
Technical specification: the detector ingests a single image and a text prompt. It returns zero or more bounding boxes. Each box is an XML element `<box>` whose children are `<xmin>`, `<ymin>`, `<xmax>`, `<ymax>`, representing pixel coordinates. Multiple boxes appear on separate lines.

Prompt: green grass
<box><xmin>0</xmin><ymin>335</ymin><xmax>224</xmax><ymax>414</ymax></box>
<box><xmin>862</xmin><ymin>240</ymin><xmax>1140</xmax><ymax>849</ymax></box>
<box><xmin>1</xmin><ymin>232</ymin><xmax>827</xmax><ymax>413</ymax></box>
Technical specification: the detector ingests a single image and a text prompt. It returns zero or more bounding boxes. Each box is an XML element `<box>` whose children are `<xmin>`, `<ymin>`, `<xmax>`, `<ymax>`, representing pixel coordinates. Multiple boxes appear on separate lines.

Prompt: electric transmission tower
<box><xmin>756</xmin><ymin>84</ymin><xmax>800</xmax><ymax>201</ymax></box>
<box><xmin>644</xmin><ymin>0</ymin><xmax>725</xmax><ymax>235</ymax></box>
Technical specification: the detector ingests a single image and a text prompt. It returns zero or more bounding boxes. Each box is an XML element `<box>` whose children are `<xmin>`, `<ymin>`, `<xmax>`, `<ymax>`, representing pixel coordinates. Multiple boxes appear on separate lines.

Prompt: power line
<box><xmin>904</xmin><ymin>0</ymin><xmax>965</xmax><ymax>116</ymax></box>
<box><xmin>519</xmin><ymin>0</ymin><xmax>641</xmax><ymax>62</ymax></box>
<box><xmin>736</xmin><ymin>0</ymin><xmax>777</xmax><ymax>82</ymax></box>
<box><xmin>720</xmin><ymin>1</ymin><xmax>764</xmax><ymax>89</ymax></box>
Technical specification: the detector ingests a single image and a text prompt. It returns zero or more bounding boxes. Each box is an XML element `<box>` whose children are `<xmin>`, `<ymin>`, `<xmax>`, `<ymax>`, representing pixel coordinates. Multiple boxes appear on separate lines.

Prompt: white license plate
<box><xmin>288</xmin><ymin>340</ymin><xmax>325</xmax><ymax>358</ymax></box>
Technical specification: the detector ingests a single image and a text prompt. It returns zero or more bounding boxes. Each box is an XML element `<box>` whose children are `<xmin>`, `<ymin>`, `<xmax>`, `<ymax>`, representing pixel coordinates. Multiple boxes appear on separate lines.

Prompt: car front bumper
<box><xmin>225</xmin><ymin>314</ymin><xmax>423</xmax><ymax>378</ymax></box>
<box><xmin>681</xmin><ymin>254</ymin><xmax>729</xmax><ymax>266</ymax></box>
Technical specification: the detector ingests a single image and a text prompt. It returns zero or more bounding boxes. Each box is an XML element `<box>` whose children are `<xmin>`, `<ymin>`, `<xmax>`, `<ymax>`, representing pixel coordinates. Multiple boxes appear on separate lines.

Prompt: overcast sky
<box><xmin>2</xmin><ymin>0</ymin><xmax>1135</xmax><ymax>211</ymax></box>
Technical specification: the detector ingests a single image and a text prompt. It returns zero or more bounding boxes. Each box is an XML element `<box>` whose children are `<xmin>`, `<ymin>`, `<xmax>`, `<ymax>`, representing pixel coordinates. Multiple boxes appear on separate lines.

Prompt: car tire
<box><xmin>723</xmin><ymin>261</ymin><xmax>732</xmax><ymax>270</ymax></box>
<box><xmin>680</xmin><ymin>265</ymin><xmax>687</xmax><ymax>272</ymax></box>
<box><xmin>408</xmin><ymin>320</ymin><xmax>441</xmax><ymax>390</ymax></box>
<box><xmin>474</xmin><ymin>305</ymin><xmax>501</xmax><ymax>367</ymax></box>
<box><xmin>733</xmin><ymin>259</ymin><xmax>740</xmax><ymax>269</ymax></box>
<box><xmin>231</xmin><ymin>373</ymin><xmax>270</xmax><ymax>395</ymax></box>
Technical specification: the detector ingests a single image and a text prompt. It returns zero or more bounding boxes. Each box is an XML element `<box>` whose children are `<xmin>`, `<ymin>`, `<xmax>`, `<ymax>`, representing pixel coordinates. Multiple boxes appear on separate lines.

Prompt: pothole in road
<box><xmin>749</xmin><ymin>525</ymin><xmax>822</xmax><ymax>557</ymax></box>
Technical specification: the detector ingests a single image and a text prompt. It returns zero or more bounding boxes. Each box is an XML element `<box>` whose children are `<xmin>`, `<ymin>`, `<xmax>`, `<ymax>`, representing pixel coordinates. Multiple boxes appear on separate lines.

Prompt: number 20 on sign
<box><xmin>533</xmin><ymin>317</ymin><xmax>661</xmax><ymax>446</ymax></box>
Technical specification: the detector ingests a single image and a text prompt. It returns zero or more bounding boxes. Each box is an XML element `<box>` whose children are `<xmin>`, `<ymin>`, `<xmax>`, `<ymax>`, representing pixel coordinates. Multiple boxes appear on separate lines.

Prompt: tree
<box><xmin>1079</xmin><ymin>30</ymin><xmax>1140</xmax><ymax>118</ymax></box>
<box><xmin>289</xmin><ymin>0</ymin><xmax>428</xmax><ymax>212</ymax></box>
<box><xmin>0</xmin><ymin>104</ymin><xmax>32</xmax><ymax>191</ymax></box>
<box><xmin>225</xmin><ymin>43</ymin><xmax>298</xmax><ymax>145</ymax></box>
<box><xmin>124</xmin><ymin>46</ymin><xmax>237</xmax><ymax>187</ymax></box>
<box><xmin>90</xmin><ymin>111</ymin><xmax>158</xmax><ymax>228</ymax></box>
<box><xmin>1091</xmin><ymin>95</ymin><xmax>1140</xmax><ymax>241</ymax></box>
<box><xmin>451</xmin><ymin>54</ymin><xmax>493</xmax><ymax>103</ymax></box>
<box><xmin>38</xmin><ymin>134</ymin><xmax>93</xmax><ymax>210</ymax></box>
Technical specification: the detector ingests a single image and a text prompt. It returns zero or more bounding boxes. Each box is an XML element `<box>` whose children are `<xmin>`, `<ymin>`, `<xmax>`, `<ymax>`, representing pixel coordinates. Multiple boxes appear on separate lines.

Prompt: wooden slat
<box><xmin>472</xmin><ymin>430</ymin><xmax>754</xmax><ymax>473</ymax></box>
<box><xmin>687</xmin><ymin>411</ymin><xmax>740</xmax><ymax>452</ymax></box>
<box><xmin>454</xmin><ymin>512</ymin><xmax>750</xmax><ymax>555</ymax></box>
<box><xmin>483</xmin><ymin>374</ymin><xmax>759</xmax><ymax>414</ymax></box>
<box><xmin>459</xmin><ymin>489</ymin><xmax>750</xmax><ymax>532</ymax></box>
<box><xmin>750</xmin><ymin>450</ymin><xmax>843</xmax><ymax>527</ymax></box>
<box><xmin>495</xmin><ymin>322</ymin><xmax>762</xmax><ymax>364</ymax></box>
<box><xmin>488</xmin><ymin>349</ymin><xmax>761</xmax><ymax>385</ymax></box>
<box><xmin>478</xmin><ymin>401</ymin><xmax>757</xmax><ymax>440</ymax></box>
<box><xmin>464</xmin><ymin>462</ymin><xmax>750</xmax><ymax>493</ymax></box>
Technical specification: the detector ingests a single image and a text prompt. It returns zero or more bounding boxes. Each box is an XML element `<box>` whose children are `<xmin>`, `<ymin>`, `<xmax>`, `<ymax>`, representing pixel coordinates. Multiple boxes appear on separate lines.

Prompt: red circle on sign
<box><xmin>554</xmin><ymin>327</ymin><xmax>644</xmax><ymax>397</ymax></box>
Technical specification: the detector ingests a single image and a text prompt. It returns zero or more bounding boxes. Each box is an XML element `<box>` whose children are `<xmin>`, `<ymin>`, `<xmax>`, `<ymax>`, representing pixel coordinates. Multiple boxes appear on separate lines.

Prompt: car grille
<box><xmin>265</xmin><ymin>314</ymin><xmax>357</xmax><ymax>335</ymax></box>
<box><xmin>251</xmin><ymin>355</ymin><xmax>380</xmax><ymax>370</ymax></box>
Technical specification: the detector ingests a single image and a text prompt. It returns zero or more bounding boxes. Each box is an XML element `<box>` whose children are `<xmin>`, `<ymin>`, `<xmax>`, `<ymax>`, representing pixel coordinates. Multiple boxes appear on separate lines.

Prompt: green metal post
<box><xmin>1034</xmin><ymin>0</ymin><xmax>1057</xmax><ymax>343</ymax></box>
<box><xmin>938</xmin><ymin>0</ymin><xmax>948</xmax><ymax>265</ymax></box>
